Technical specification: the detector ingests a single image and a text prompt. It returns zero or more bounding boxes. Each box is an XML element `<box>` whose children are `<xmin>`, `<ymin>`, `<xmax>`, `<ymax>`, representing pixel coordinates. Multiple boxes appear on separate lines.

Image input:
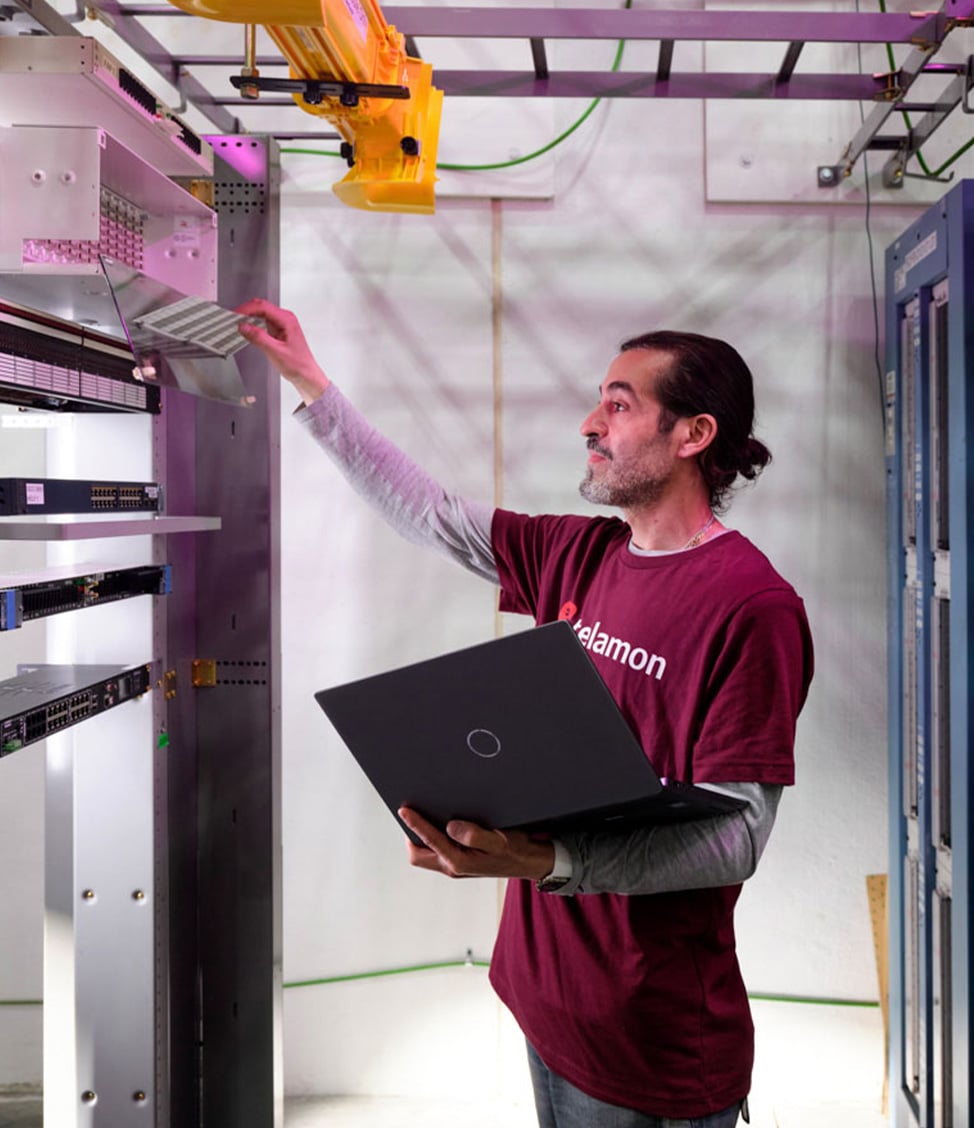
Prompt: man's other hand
<box><xmin>399</xmin><ymin>807</ymin><xmax>555</xmax><ymax>882</ymax></box>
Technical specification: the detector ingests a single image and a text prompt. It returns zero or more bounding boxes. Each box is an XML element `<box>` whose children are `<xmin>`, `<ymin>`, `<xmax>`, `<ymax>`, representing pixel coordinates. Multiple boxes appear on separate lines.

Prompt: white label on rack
<box><xmin>25</xmin><ymin>483</ymin><xmax>44</xmax><ymax>506</ymax></box>
<box><xmin>895</xmin><ymin>231</ymin><xmax>937</xmax><ymax>293</ymax></box>
<box><xmin>172</xmin><ymin>217</ymin><xmax>200</xmax><ymax>250</ymax></box>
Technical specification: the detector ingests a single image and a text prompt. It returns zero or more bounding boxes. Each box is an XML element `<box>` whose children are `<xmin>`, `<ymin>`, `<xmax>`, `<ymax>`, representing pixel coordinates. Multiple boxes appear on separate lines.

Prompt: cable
<box><xmin>877</xmin><ymin>0</ymin><xmax>974</xmax><ymax>181</ymax></box>
<box><xmin>284</xmin><ymin>956</ymin><xmax>490</xmax><ymax>990</ymax></box>
<box><xmin>856</xmin><ymin>13</ymin><xmax>886</xmax><ymax>408</ymax></box>
<box><xmin>877</xmin><ymin>0</ymin><xmax>934</xmax><ymax>179</ymax></box>
<box><xmin>0</xmin><ymin>971</ymin><xmax>881</xmax><ymax>1010</ymax></box>
<box><xmin>280</xmin><ymin>0</ymin><xmax>632</xmax><ymax>173</ymax></box>
<box><xmin>276</xmin><ymin>958</ymin><xmax>881</xmax><ymax>1010</ymax></box>
<box><xmin>862</xmin><ymin>153</ymin><xmax>884</xmax><ymax>406</ymax></box>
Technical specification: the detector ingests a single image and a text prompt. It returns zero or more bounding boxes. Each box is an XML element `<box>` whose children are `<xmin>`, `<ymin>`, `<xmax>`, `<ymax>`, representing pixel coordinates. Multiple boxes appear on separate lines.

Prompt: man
<box><xmin>238</xmin><ymin>300</ymin><xmax>814</xmax><ymax>1128</ymax></box>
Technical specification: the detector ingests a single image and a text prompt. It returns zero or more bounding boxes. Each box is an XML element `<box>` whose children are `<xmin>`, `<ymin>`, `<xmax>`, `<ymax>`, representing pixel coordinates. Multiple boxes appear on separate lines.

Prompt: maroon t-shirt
<box><xmin>487</xmin><ymin>511</ymin><xmax>813</xmax><ymax>1119</ymax></box>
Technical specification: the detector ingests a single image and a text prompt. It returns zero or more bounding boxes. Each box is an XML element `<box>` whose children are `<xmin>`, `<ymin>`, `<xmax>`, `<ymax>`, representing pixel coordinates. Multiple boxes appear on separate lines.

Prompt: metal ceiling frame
<box><xmin>5</xmin><ymin>0</ymin><xmax>974</xmax><ymax>186</ymax></box>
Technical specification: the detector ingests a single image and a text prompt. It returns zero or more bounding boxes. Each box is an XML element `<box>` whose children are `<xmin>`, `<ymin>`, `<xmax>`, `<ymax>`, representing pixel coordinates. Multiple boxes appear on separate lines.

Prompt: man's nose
<box><xmin>580</xmin><ymin>404</ymin><xmax>606</xmax><ymax>437</ymax></box>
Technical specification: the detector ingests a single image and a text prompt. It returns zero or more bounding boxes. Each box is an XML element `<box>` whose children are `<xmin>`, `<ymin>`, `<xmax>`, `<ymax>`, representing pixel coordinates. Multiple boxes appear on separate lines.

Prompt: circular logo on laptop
<box><xmin>466</xmin><ymin>728</ymin><xmax>501</xmax><ymax>758</ymax></box>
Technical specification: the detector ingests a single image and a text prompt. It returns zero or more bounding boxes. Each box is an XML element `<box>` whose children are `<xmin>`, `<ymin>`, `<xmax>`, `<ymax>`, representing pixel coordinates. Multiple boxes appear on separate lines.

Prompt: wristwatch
<box><xmin>535</xmin><ymin>839</ymin><xmax>573</xmax><ymax>893</ymax></box>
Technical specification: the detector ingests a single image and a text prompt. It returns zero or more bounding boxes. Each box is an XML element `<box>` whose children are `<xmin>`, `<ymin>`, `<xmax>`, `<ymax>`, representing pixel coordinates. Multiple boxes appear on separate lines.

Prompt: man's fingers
<box><xmin>445</xmin><ymin>820</ymin><xmax>509</xmax><ymax>853</ymax></box>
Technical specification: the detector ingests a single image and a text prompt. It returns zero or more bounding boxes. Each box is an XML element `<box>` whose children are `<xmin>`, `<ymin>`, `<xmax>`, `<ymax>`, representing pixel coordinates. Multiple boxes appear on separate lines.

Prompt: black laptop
<box><xmin>314</xmin><ymin>620</ymin><xmax>746</xmax><ymax>844</ymax></box>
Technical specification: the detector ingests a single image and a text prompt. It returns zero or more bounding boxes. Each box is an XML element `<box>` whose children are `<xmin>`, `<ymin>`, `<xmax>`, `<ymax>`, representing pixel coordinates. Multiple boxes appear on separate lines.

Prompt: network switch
<box><xmin>0</xmin><ymin>564</ymin><xmax>171</xmax><ymax>630</ymax></box>
<box><xmin>0</xmin><ymin>663</ymin><xmax>153</xmax><ymax>757</ymax></box>
<box><xmin>0</xmin><ymin>478</ymin><xmax>162</xmax><ymax>516</ymax></box>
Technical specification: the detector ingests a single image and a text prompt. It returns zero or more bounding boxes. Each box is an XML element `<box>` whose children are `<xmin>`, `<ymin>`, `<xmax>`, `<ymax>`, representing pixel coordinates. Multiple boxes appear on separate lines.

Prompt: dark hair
<box><xmin>620</xmin><ymin>330</ymin><xmax>771</xmax><ymax>513</ymax></box>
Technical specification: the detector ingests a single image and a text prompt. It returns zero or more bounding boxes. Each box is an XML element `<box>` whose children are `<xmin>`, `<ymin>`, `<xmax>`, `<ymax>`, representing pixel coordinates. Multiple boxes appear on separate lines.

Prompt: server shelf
<box><xmin>0</xmin><ymin>563</ymin><xmax>171</xmax><ymax>631</ymax></box>
<box><xmin>0</xmin><ymin>515</ymin><xmax>221</xmax><ymax>540</ymax></box>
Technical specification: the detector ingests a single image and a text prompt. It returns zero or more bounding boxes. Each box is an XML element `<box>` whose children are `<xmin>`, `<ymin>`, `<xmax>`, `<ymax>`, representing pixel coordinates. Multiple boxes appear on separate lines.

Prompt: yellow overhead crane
<box><xmin>167</xmin><ymin>0</ymin><xmax>443</xmax><ymax>213</ymax></box>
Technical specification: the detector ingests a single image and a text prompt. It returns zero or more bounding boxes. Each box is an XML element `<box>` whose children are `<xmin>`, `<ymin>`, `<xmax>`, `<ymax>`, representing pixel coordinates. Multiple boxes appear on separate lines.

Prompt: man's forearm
<box><xmin>554</xmin><ymin>782</ymin><xmax>783</xmax><ymax>896</ymax></box>
<box><xmin>297</xmin><ymin>385</ymin><xmax>498</xmax><ymax>582</ymax></box>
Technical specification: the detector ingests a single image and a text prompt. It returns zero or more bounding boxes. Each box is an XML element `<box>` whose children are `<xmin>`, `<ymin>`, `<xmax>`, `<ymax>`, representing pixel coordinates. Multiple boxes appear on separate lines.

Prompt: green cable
<box><xmin>0</xmin><ymin>980</ymin><xmax>878</xmax><ymax>1008</ymax></box>
<box><xmin>877</xmin><ymin>0</ymin><xmax>974</xmax><ymax>181</ymax></box>
<box><xmin>280</xmin><ymin>961</ymin><xmax>879</xmax><ymax>1010</ymax></box>
<box><xmin>878</xmin><ymin>0</ymin><xmax>935</xmax><ymax>178</ymax></box>
<box><xmin>284</xmin><ymin>957</ymin><xmax>490</xmax><ymax>989</ymax></box>
<box><xmin>282</xmin><ymin>0</ymin><xmax>974</xmax><ymax>181</ymax></box>
<box><xmin>281</xmin><ymin>0</ymin><xmax>632</xmax><ymax>174</ymax></box>
<box><xmin>749</xmin><ymin>991</ymin><xmax>878</xmax><ymax>1009</ymax></box>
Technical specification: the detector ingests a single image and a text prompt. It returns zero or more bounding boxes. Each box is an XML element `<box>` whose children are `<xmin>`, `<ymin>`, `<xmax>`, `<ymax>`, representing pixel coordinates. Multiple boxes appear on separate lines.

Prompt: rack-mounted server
<box><xmin>0</xmin><ymin>663</ymin><xmax>153</xmax><ymax>757</ymax></box>
<box><xmin>0</xmin><ymin>478</ymin><xmax>162</xmax><ymax>516</ymax></box>
<box><xmin>885</xmin><ymin>178</ymin><xmax>974</xmax><ymax>1128</ymax></box>
<box><xmin>0</xmin><ymin>564</ymin><xmax>171</xmax><ymax>631</ymax></box>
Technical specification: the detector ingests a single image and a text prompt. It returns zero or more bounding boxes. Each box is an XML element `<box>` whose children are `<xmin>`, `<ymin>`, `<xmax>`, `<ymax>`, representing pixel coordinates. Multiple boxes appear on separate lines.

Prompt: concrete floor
<box><xmin>0</xmin><ymin>999</ymin><xmax>891</xmax><ymax>1126</ymax></box>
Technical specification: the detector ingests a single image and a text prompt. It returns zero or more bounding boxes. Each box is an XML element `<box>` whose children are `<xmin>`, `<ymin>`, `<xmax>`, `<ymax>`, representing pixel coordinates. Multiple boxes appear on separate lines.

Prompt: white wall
<box><xmin>4</xmin><ymin>0</ymin><xmax>974</xmax><ymax>1108</ymax></box>
<box><xmin>275</xmin><ymin>81</ymin><xmax>940</xmax><ymax>1099</ymax></box>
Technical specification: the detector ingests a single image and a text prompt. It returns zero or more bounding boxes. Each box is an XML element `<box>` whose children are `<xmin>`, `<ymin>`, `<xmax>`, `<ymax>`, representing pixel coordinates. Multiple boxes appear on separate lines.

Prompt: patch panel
<box><xmin>0</xmin><ymin>477</ymin><xmax>162</xmax><ymax>516</ymax></box>
<box><xmin>0</xmin><ymin>299</ymin><xmax>160</xmax><ymax>415</ymax></box>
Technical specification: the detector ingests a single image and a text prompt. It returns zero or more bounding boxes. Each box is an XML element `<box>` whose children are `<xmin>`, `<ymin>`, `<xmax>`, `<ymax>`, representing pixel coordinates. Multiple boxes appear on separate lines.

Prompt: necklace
<box><xmin>682</xmin><ymin>513</ymin><xmax>716</xmax><ymax>550</ymax></box>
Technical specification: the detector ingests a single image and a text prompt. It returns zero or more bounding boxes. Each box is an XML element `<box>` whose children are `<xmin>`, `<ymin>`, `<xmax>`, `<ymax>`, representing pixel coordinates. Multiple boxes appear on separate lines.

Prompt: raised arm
<box><xmin>238</xmin><ymin>299</ymin><xmax>497</xmax><ymax>582</ymax></box>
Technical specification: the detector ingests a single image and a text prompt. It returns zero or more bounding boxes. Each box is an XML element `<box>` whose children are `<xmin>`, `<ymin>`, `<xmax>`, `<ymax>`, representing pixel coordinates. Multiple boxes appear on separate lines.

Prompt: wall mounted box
<box><xmin>0</xmin><ymin>35</ymin><xmax>211</xmax><ymax>178</ymax></box>
<box><xmin>0</xmin><ymin>125</ymin><xmax>217</xmax><ymax>331</ymax></box>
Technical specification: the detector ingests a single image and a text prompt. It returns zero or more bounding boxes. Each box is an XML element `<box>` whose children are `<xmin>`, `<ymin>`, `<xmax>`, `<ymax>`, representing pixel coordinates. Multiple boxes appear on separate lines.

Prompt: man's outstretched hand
<box><xmin>236</xmin><ymin>298</ymin><xmax>330</xmax><ymax>406</ymax></box>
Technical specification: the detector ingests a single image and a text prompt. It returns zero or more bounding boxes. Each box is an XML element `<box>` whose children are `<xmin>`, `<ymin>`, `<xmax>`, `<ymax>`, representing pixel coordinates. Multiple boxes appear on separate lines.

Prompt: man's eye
<box><xmin>611</xmin><ymin>401</ymin><xmax>627</xmax><ymax>412</ymax></box>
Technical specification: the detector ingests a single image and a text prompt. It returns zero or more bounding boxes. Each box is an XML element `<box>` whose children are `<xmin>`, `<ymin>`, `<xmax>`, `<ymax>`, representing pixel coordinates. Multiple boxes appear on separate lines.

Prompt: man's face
<box><xmin>578</xmin><ymin>348</ymin><xmax>681</xmax><ymax>510</ymax></box>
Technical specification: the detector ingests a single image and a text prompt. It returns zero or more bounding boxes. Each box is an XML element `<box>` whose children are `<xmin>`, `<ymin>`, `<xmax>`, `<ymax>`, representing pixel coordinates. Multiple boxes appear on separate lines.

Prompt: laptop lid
<box><xmin>314</xmin><ymin>620</ymin><xmax>745</xmax><ymax>844</ymax></box>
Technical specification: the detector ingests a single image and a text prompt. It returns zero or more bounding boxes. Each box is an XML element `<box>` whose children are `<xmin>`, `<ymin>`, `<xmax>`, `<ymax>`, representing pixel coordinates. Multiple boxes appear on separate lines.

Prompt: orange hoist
<box><xmin>167</xmin><ymin>0</ymin><xmax>443</xmax><ymax>214</ymax></box>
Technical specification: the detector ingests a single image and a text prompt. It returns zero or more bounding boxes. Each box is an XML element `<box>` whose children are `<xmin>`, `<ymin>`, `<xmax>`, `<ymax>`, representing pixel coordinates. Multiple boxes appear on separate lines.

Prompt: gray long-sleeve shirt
<box><xmin>297</xmin><ymin>383</ymin><xmax>784</xmax><ymax>896</ymax></box>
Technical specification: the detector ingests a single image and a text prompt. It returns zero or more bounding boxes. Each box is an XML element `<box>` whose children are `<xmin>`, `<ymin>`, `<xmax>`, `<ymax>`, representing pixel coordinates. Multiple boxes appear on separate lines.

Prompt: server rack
<box><xmin>885</xmin><ymin>178</ymin><xmax>974</xmax><ymax>1128</ymax></box>
<box><xmin>0</xmin><ymin>137</ymin><xmax>281</xmax><ymax>1127</ymax></box>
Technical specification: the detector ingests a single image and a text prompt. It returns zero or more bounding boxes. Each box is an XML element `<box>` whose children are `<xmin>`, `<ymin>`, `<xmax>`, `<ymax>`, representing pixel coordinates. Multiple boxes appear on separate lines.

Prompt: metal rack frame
<box><xmin>4</xmin><ymin>0</ymin><xmax>974</xmax><ymax>188</ymax></box>
<box><xmin>885</xmin><ymin>178</ymin><xmax>974</xmax><ymax>1128</ymax></box>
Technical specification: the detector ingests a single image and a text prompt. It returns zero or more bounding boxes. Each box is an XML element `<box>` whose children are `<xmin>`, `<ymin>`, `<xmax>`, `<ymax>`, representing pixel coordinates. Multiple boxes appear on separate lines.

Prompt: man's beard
<box><xmin>579</xmin><ymin>463</ymin><xmax>669</xmax><ymax>509</ymax></box>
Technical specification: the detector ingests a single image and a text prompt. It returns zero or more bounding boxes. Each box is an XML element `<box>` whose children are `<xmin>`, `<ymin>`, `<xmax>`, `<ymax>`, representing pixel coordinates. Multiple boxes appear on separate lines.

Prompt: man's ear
<box><xmin>677</xmin><ymin>413</ymin><xmax>718</xmax><ymax>460</ymax></box>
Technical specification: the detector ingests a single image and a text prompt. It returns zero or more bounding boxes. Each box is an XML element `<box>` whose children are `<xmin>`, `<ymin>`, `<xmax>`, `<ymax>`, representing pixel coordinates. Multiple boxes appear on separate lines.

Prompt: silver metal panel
<box><xmin>0</xmin><ymin>516</ymin><xmax>221</xmax><ymax>540</ymax></box>
<box><xmin>0</xmin><ymin>36</ymin><xmax>212</xmax><ymax>176</ymax></box>
<box><xmin>905</xmin><ymin>852</ymin><xmax>921</xmax><ymax>1098</ymax></box>
<box><xmin>0</xmin><ymin>126</ymin><xmax>217</xmax><ymax>298</ymax></box>
<box><xmin>931</xmin><ymin>595</ymin><xmax>951</xmax><ymax>849</ymax></box>
<box><xmin>44</xmin><ymin>735</ymin><xmax>79</xmax><ymax>1127</ymax></box>
<box><xmin>73</xmin><ymin>720</ymin><xmax>156</xmax><ymax>1122</ymax></box>
<box><xmin>44</xmin><ymin>714</ymin><xmax>157</xmax><ymax>1127</ymax></box>
<box><xmin>930</xmin><ymin>283</ymin><xmax>950</xmax><ymax>553</ymax></box>
<box><xmin>903</xmin><ymin>584</ymin><xmax>920</xmax><ymax>819</ymax></box>
<box><xmin>932</xmin><ymin>892</ymin><xmax>953</xmax><ymax>1127</ymax></box>
<box><xmin>901</xmin><ymin>300</ymin><xmax>919</xmax><ymax>547</ymax></box>
<box><xmin>382</xmin><ymin>5</ymin><xmax>950</xmax><ymax>42</ymax></box>
<box><xmin>163</xmin><ymin>137</ymin><xmax>282</xmax><ymax>1128</ymax></box>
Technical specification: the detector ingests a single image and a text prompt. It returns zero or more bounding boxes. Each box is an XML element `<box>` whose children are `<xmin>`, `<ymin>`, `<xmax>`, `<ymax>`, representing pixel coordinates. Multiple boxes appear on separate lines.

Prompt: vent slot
<box><xmin>118</xmin><ymin>67</ymin><xmax>157</xmax><ymax>117</ymax></box>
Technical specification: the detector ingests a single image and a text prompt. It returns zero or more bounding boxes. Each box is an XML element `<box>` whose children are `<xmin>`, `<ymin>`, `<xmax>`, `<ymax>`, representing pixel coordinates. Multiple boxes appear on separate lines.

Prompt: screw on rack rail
<box><xmin>873</xmin><ymin>71</ymin><xmax>904</xmax><ymax>102</ymax></box>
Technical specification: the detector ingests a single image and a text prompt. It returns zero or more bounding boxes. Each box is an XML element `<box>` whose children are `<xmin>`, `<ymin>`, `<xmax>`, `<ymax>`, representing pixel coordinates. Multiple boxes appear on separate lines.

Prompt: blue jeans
<box><xmin>527</xmin><ymin>1043</ymin><xmax>746</xmax><ymax>1128</ymax></box>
